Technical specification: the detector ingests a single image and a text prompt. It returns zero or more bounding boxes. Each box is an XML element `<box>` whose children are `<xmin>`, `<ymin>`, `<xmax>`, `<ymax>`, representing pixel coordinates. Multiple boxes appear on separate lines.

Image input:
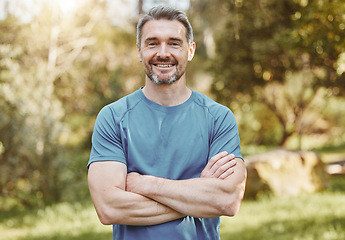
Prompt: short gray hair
<box><xmin>137</xmin><ymin>5</ymin><xmax>194</xmax><ymax>47</ymax></box>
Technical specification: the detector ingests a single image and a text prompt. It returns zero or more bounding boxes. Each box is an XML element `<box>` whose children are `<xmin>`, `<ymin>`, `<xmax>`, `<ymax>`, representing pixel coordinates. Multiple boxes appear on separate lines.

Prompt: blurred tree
<box><xmin>183</xmin><ymin>0</ymin><xmax>231</xmax><ymax>93</ymax></box>
<box><xmin>260</xmin><ymin>70</ymin><xmax>324</xmax><ymax>146</ymax></box>
<box><xmin>210</xmin><ymin>0</ymin><xmax>345</xmax><ymax>147</ymax></box>
<box><xmin>189</xmin><ymin>0</ymin><xmax>230</xmax><ymax>59</ymax></box>
<box><xmin>0</xmin><ymin>0</ymin><xmax>140</xmax><ymax>209</ymax></box>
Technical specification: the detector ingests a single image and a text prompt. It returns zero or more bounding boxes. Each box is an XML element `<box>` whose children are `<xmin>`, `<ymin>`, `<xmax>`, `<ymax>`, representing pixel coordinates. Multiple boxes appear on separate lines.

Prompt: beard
<box><xmin>148</xmin><ymin>70</ymin><xmax>179</xmax><ymax>85</ymax></box>
<box><xmin>144</xmin><ymin>58</ymin><xmax>186</xmax><ymax>85</ymax></box>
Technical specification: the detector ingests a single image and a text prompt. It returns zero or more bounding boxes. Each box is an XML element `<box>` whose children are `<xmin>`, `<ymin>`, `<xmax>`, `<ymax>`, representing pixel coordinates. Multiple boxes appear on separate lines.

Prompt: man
<box><xmin>88</xmin><ymin>5</ymin><xmax>246</xmax><ymax>240</ymax></box>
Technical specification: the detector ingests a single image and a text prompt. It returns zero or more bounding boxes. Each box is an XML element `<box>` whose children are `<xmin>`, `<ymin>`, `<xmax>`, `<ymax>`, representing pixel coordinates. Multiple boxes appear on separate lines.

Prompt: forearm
<box><xmin>88</xmin><ymin>162</ymin><xmax>184</xmax><ymax>226</ymax></box>
<box><xmin>127</xmin><ymin>159</ymin><xmax>246</xmax><ymax>218</ymax></box>
<box><xmin>135</xmin><ymin>177</ymin><xmax>234</xmax><ymax>218</ymax></box>
<box><xmin>92</xmin><ymin>186</ymin><xmax>184</xmax><ymax>225</ymax></box>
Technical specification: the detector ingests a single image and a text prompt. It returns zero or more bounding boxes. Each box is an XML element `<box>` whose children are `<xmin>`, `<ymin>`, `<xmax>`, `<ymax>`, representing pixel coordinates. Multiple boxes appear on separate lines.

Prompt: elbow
<box><xmin>100</xmin><ymin>218</ymin><xmax>112</xmax><ymax>225</ymax></box>
<box><xmin>220</xmin><ymin>184</ymin><xmax>246</xmax><ymax>217</ymax></box>
<box><xmin>221</xmin><ymin>198</ymin><xmax>242</xmax><ymax>217</ymax></box>
<box><xmin>97</xmin><ymin>209</ymin><xmax>114</xmax><ymax>225</ymax></box>
<box><xmin>98</xmin><ymin>214</ymin><xmax>113</xmax><ymax>225</ymax></box>
<box><xmin>96</xmin><ymin>207</ymin><xmax>123</xmax><ymax>225</ymax></box>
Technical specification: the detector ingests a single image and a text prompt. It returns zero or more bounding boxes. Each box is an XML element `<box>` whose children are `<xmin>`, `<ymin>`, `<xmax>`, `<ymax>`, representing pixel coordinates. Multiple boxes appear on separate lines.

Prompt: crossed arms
<box><xmin>88</xmin><ymin>151</ymin><xmax>247</xmax><ymax>226</ymax></box>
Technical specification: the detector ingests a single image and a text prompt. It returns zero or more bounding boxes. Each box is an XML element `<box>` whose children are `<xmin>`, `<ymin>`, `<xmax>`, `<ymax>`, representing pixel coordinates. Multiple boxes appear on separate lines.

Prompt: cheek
<box><xmin>139</xmin><ymin>49</ymin><xmax>154</xmax><ymax>62</ymax></box>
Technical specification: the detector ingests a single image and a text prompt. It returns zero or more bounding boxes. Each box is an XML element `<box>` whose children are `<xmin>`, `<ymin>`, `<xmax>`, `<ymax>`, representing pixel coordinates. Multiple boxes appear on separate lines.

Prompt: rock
<box><xmin>244</xmin><ymin>149</ymin><xmax>330</xmax><ymax>198</ymax></box>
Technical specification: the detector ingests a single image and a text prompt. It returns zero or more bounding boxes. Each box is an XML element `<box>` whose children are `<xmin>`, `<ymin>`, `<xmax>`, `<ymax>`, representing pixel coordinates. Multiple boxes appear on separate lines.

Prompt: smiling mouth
<box><xmin>153</xmin><ymin>64</ymin><xmax>175</xmax><ymax>68</ymax></box>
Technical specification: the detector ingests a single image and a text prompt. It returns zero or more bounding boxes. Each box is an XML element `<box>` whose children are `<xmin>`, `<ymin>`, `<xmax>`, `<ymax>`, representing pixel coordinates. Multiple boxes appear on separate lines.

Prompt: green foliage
<box><xmin>212</xmin><ymin>0</ymin><xmax>345</xmax><ymax>94</ymax></box>
<box><xmin>207</xmin><ymin>0</ymin><xmax>345</xmax><ymax>147</ymax></box>
<box><xmin>0</xmin><ymin>0</ymin><xmax>140</xmax><ymax>209</ymax></box>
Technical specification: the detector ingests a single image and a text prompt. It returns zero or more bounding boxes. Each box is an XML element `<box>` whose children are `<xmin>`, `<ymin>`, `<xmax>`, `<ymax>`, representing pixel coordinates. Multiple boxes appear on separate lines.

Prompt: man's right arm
<box><xmin>88</xmin><ymin>161</ymin><xmax>185</xmax><ymax>225</ymax></box>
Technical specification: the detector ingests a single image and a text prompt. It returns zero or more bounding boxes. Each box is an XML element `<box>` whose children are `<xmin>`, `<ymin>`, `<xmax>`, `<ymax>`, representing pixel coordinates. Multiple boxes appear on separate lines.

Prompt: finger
<box><xmin>202</xmin><ymin>154</ymin><xmax>233</xmax><ymax>178</ymax></box>
<box><xmin>204</xmin><ymin>151</ymin><xmax>228</xmax><ymax>171</ymax></box>
<box><xmin>209</xmin><ymin>153</ymin><xmax>235</xmax><ymax>174</ymax></box>
<box><xmin>203</xmin><ymin>153</ymin><xmax>234</xmax><ymax>177</ymax></box>
<box><xmin>213</xmin><ymin>159</ymin><xmax>237</xmax><ymax>178</ymax></box>
<box><xmin>218</xmin><ymin>167</ymin><xmax>235</xmax><ymax>179</ymax></box>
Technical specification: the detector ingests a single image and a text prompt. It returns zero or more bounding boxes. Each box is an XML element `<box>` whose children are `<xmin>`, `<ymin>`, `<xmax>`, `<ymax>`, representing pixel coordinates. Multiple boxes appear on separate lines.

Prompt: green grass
<box><xmin>1</xmin><ymin>176</ymin><xmax>345</xmax><ymax>240</ymax></box>
<box><xmin>0</xmin><ymin>200</ymin><xmax>112</xmax><ymax>240</ymax></box>
<box><xmin>220</xmin><ymin>192</ymin><xmax>345</xmax><ymax>240</ymax></box>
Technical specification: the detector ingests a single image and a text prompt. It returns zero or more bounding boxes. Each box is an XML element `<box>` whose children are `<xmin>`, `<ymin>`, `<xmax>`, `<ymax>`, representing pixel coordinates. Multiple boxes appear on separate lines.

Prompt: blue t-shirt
<box><xmin>88</xmin><ymin>88</ymin><xmax>242</xmax><ymax>240</ymax></box>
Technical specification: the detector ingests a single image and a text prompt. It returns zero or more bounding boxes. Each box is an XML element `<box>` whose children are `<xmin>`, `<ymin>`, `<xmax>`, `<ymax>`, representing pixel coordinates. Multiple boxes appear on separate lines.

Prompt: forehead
<box><xmin>141</xmin><ymin>19</ymin><xmax>187</xmax><ymax>42</ymax></box>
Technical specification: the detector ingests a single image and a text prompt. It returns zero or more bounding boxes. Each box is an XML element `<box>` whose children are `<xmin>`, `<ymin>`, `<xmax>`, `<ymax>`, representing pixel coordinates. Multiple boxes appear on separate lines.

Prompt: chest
<box><xmin>120</xmin><ymin>108</ymin><xmax>212</xmax><ymax>179</ymax></box>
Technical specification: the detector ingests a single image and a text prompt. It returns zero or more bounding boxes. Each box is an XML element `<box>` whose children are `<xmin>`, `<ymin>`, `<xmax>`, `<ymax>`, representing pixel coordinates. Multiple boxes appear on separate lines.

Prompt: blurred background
<box><xmin>0</xmin><ymin>0</ymin><xmax>344</xmax><ymax>239</ymax></box>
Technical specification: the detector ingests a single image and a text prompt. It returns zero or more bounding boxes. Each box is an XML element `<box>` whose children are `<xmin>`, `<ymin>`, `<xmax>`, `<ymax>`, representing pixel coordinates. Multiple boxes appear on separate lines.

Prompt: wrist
<box><xmin>140</xmin><ymin>175</ymin><xmax>157</xmax><ymax>196</ymax></box>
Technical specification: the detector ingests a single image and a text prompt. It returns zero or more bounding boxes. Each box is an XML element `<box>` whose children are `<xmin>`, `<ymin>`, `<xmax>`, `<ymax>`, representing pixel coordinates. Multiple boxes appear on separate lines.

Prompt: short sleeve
<box><xmin>87</xmin><ymin>106</ymin><xmax>126</xmax><ymax>168</ymax></box>
<box><xmin>208</xmin><ymin>107</ymin><xmax>243</xmax><ymax>161</ymax></box>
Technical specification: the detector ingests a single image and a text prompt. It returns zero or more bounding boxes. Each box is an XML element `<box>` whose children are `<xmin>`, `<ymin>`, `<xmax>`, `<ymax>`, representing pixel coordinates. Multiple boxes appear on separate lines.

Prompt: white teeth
<box><xmin>156</xmin><ymin>64</ymin><xmax>173</xmax><ymax>68</ymax></box>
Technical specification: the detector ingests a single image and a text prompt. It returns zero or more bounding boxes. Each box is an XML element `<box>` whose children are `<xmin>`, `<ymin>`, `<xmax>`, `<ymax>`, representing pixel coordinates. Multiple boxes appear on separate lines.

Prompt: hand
<box><xmin>126</xmin><ymin>172</ymin><xmax>143</xmax><ymax>193</ymax></box>
<box><xmin>200</xmin><ymin>151</ymin><xmax>237</xmax><ymax>179</ymax></box>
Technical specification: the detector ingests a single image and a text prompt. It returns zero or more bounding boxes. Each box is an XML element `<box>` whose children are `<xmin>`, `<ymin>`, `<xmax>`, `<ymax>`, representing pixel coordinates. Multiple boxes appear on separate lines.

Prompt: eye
<box><xmin>147</xmin><ymin>42</ymin><xmax>157</xmax><ymax>47</ymax></box>
<box><xmin>170</xmin><ymin>42</ymin><xmax>180</xmax><ymax>47</ymax></box>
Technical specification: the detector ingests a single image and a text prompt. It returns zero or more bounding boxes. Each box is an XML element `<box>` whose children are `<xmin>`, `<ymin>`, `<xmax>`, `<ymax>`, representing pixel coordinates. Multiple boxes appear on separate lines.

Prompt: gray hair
<box><xmin>137</xmin><ymin>5</ymin><xmax>194</xmax><ymax>47</ymax></box>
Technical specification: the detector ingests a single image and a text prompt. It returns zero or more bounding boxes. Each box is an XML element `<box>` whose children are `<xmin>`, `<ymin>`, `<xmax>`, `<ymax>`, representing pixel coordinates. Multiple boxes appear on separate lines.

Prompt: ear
<box><xmin>188</xmin><ymin>42</ymin><xmax>196</xmax><ymax>61</ymax></box>
<box><xmin>137</xmin><ymin>44</ymin><xmax>142</xmax><ymax>62</ymax></box>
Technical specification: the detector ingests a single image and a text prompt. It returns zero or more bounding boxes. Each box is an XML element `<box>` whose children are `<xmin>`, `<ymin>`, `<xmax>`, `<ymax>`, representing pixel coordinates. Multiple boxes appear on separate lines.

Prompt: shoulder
<box><xmin>97</xmin><ymin>89</ymin><xmax>143</xmax><ymax>123</ymax></box>
<box><xmin>192</xmin><ymin>91</ymin><xmax>234</xmax><ymax>119</ymax></box>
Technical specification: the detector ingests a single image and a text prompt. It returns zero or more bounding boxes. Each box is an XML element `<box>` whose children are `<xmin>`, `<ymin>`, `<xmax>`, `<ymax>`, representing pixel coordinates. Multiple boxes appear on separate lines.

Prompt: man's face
<box><xmin>138</xmin><ymin>19</ymin><xmax>195</xmax><ymax>85</ymax></box>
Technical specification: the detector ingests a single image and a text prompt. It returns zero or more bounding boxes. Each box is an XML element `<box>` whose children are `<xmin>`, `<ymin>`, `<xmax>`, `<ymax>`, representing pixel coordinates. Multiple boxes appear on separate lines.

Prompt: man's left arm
<box><xmin>126</xmin><ymin>152</ymin><xmax>247</xmax><ymax>218</ymax></box>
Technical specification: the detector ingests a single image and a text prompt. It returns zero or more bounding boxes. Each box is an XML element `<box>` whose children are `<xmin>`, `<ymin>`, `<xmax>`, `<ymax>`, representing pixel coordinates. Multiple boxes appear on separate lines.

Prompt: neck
<box><xmin>142</xmin><ymin>76</ymin><xmax>191</xmax><ymax>107</ymax></box>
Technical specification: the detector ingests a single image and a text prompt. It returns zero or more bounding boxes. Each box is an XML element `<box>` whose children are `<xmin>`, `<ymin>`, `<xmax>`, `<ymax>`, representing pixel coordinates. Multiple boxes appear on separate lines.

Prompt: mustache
<box><xmin>149</xmin><ymin>57</ymin><xmax>177</xmax><ymax>64</ymax></box>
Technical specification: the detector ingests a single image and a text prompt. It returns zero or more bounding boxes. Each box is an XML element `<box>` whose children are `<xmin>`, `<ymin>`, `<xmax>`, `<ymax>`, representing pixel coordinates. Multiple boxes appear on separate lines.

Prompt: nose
<box><xmin>157</xmin><ymin>43</ymin><xmax>170</xmax><ymax>58</ymax></box>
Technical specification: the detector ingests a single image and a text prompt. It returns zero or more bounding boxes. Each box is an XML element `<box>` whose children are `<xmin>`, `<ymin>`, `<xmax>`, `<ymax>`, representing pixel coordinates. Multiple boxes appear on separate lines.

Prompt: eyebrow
<box><xmin>169</xmin><ymin>37</ymin><xmax>183</xmax><ymax>42</ymax></box>
<box><xmin>144</xmin><ymin>37</ymin><xmax>184</xmax><ymax>43</ymax></box>
<box><xmin>144</xmin><ymin>37</ymin><xmax>158</xmax><ymax>42</ymax></box>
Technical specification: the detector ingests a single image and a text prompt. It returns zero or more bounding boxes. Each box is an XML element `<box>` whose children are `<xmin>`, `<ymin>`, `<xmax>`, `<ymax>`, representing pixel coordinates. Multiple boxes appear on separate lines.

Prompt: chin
<box><xmin>151</xmin><ymin>75</ymin><xmax>179</xmax><ymax>85</ymax></box>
